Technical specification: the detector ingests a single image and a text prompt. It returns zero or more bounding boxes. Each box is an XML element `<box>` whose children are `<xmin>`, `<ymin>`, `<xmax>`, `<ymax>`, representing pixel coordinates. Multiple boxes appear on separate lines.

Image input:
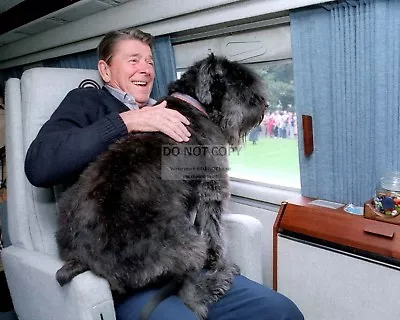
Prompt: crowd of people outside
<box><xmin>248</xmin><ymin>110</ymin><xmax>298</xmax><ymax>144</ymax></box>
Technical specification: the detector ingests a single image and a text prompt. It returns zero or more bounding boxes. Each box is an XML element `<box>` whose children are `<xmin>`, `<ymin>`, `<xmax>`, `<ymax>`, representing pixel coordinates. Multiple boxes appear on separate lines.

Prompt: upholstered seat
<box><xmin>2</xmin><ymin>67</ymin><xmax>263</xmax><ymax>320</ymax></box>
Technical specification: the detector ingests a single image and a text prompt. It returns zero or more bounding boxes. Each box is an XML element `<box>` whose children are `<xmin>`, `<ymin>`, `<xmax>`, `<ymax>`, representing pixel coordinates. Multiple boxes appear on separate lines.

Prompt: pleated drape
<box><xmin>150</xmin><ymin>35</ymin><xmax>178</xmax><ymax>100</ymax></box>
<box><xmin>291</xmin><ymin>0</ymin><xmax>400</xmax><ymax>205</ymax></box>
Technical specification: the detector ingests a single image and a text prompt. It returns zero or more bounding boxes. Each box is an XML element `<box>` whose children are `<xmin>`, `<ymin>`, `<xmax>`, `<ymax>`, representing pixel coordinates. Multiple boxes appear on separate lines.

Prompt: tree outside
<box><xmin>250</xmin><ymin>61</ymin><xmax>295</xmax><ymax>113</ymax></box>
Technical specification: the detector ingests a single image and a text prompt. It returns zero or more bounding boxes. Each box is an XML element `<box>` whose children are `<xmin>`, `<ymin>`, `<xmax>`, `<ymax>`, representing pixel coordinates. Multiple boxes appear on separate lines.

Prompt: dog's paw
<box><xmin>207</xmin><ymin>264</ymin><xmax>239</xmax><ymax>301</ymax></box>
<box><xmin>55</xmin><ymin>268</ymin><xmax>70</xmax><ymax>287</ymax></box>
<box><xmin>210</xmin><ymin>276</ymin><xmax>234</xmax><ymax>299</ymax></box>
<box><xmin>231</xmin><ymin>262</ymin><xmax>241</xmax><ymax>275</ymax></box>
<box><xmin>184</xmin><ymin>301</ymin><xmax>209</xmax><ymax>320</ymax></box>
<box><xmin>56</xmin><ymin>259</ymin><xmax>89</xmax><ymax>286</ymax></box>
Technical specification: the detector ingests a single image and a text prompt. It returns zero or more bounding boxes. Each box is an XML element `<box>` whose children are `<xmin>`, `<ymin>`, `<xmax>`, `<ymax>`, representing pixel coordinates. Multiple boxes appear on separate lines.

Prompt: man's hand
<box><xmin>119</xmin><ymin>100</ymin><xmax>191</xmax><ymax>142</ymax></box>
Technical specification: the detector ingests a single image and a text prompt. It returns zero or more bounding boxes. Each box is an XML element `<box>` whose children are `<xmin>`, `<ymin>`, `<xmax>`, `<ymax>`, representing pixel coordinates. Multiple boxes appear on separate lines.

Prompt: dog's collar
<box><xmin>171</xmin><ymin>92</ymin><xmax>209</xmax><ymax>118</ymax></box>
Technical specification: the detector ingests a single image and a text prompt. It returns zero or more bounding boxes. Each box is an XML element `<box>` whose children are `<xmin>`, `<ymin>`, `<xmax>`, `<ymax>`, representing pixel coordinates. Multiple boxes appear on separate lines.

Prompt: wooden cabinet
<box><xmin>273</xmin><ymin>196</ymin><xmax>400</xmax><ymax>320</ymax></box>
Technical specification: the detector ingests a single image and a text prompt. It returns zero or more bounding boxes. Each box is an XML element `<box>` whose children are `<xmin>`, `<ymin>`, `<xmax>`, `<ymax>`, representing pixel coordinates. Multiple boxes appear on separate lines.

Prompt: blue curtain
<box><xmin>43</xmin><ymin>49</ymin><xmax>98</xmax><ymax>69</ymax></box>
<box><xmin>291</xmin><ymin>0</ymin><xmax>400</xmax><ymax>205</ymax></box>
<box><xmin>151</xmin><ymin>35</ymin><xmax>177</xmax><ymax>100</ymax></box>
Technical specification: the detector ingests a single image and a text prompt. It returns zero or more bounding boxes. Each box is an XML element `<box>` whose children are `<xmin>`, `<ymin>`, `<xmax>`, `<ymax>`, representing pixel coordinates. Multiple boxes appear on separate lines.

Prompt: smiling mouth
<box><xmin>132</xmin><ymin>81</ymin><xmax>148</xmax><ymax>87</ymax></box>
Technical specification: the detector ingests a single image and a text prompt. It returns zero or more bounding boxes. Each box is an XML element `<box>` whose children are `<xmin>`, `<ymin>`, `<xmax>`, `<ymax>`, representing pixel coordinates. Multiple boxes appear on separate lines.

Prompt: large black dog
<box><xmin>55</xmin><ymin>54</ymin><xmax>266</xmax><ymax>319</ymax></box>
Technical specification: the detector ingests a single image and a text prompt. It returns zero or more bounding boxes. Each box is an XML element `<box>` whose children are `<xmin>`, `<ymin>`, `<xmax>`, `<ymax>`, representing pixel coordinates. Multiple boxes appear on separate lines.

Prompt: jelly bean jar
<box><xmin>373</xmin><ymin>172</ymin><xmax>400</xmax><ymax>217</ymax></box>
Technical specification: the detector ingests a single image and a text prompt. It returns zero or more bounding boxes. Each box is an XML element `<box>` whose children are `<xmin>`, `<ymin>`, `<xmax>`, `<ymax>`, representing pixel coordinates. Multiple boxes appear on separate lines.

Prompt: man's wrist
<box><xmin>98</xmin><ymin>112</ymin><xmax>128</xmax><ymax>143</ymax></box>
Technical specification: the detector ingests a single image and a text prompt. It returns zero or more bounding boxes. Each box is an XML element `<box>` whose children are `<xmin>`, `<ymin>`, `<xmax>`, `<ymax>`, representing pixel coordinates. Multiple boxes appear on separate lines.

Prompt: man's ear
<box><xmin>98</xmin><ymin>60</ymin><xmax>111</xmax><ymax>83</ymax></box>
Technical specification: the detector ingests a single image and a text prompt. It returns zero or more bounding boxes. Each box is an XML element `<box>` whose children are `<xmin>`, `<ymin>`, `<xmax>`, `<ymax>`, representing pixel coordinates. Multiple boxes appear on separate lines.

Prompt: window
<box><xmin>228</xmin><ymin>60</ymin><xmax>300</xmax><ymax>189</ymax></box>
<box><xmin>173</xmin><ymin>22</ymin><xmax>300</xmax><ymax>190</ymax></box>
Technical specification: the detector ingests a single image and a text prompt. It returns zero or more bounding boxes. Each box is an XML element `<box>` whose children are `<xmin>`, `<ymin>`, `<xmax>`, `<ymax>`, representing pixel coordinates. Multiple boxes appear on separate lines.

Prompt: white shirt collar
<box><xmin>105</xmin><ymin>84</ymin><xmax>156</xmax><ymax>110</ymax></box>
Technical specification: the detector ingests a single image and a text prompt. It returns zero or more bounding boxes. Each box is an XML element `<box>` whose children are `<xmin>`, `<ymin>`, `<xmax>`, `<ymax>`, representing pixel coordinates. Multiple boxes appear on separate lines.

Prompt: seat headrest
<box><xmin>21</xmin><ymin>67</ymin><xmax>103</xmax><ymax>153</ymax></box>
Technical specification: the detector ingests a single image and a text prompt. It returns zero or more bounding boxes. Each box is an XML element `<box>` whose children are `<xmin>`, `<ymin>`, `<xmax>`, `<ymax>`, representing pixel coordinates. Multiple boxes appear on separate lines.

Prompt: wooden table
<box><xmin>273</xmin><ymin>196</ymin><xmax>400</xmax><ymax>290</ymax></box>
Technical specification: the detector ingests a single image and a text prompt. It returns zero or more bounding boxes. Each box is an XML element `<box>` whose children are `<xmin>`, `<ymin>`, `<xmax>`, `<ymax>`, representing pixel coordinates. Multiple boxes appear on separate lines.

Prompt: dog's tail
<box><xmin>56</xmin><ymin>259</ymin><xmax>89</xmax><ymax>286</ymax></box>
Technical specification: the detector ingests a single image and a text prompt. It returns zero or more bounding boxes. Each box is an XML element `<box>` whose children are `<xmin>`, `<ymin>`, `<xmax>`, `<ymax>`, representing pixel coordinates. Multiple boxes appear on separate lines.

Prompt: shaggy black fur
<box><xmin>55</xmin><ymin>54</ymin><xmax>266</xmax><ymax>319</ymax></box>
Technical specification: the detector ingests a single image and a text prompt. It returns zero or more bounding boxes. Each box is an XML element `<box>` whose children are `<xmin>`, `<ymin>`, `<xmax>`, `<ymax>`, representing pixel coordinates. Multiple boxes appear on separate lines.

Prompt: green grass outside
<box><xmin>228</xmin><ymin>137</ymin><xmax>301</xmax><ymax>189</ymax></box>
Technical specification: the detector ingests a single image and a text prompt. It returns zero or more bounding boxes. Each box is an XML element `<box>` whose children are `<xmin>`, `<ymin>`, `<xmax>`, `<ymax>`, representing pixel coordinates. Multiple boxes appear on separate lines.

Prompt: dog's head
<box><xmin>168</xmin><ymin>54</ymin><xmax>267</xmax><ymax>148</ymax></box>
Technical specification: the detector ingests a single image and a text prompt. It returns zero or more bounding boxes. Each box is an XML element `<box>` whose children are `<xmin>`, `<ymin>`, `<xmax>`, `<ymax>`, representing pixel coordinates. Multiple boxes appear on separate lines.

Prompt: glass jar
<box><xmin>373</xmin><ymin>171</ymin><xmax>400</xmax><ymax>217</ymax></box>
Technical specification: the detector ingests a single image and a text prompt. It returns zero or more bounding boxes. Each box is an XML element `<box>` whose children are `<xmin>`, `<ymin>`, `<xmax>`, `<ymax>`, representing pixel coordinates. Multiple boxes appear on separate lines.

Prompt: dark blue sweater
<box><xmin>25</xmin><ymin>87</ymin><xmax>129</xmax><ymax>188</ymax></box>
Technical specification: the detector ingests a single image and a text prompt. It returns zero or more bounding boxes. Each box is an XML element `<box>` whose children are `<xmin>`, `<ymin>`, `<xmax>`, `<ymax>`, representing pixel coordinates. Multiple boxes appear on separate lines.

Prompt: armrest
<box><xmin>222</xmin><ymin>213</ymin><xmax>263</xmax><ymax>284</ymax></box>
<box><xmin>2</xmin><ymin>245</ymin><xmax>115</xmax><ymax>320</ymax></box>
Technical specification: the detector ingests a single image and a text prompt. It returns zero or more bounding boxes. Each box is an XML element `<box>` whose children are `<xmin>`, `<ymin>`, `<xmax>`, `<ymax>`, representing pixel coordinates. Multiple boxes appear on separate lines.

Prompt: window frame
<box><xmin>173</xmin><ymin>21</ymin><xmax>301</xmax><ymax>205</ymax></box>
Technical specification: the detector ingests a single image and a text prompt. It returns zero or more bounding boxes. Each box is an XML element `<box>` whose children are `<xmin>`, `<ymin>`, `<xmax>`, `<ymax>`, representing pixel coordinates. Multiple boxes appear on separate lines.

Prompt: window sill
<box><xmin>229</xmin><ymin>177</ymin><xmax>301</xmax><ymax>206</ymax></box>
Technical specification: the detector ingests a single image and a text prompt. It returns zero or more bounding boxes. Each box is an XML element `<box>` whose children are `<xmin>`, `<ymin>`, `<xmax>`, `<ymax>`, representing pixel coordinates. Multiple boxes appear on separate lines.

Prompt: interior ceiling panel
<box><xmin>54</xmin><ymin>0</ymin><xmax>112</xmax><ymax>22</ymax></box>
<box><xmin>0</xmin><ymin>0</ymin><xmax>25</xmax><ymax>14</ymax></box>
<box><xmin>97</xmin><ymin>0</ymin><xmax>132</xmax><ymax>5</ymax></box>
<box><xmin>17</xmin><ymin>18</ymin><xmax>67</xmax><ymax>35</ymax></box>
<box><xmin>0</xmin><ymin>0</ymin><xmax>133</xmax><ymax>47</ymax></box>
<box><xmin>0</xmin><ymin>32</ymin><xmax>29</xmax><ymax>46</ymax></box>
<box><xmin>0</xmin><ymin>0</ymin><xmax>84</xmax><ymax>36</ymax></box>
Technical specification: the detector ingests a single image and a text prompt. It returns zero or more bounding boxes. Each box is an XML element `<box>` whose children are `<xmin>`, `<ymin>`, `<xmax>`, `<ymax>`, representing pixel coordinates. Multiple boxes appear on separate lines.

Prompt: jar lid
<box><xmin>380</xmin><ymin>171</ymin><xmax>400</xmax><ymax>191</ymax></box>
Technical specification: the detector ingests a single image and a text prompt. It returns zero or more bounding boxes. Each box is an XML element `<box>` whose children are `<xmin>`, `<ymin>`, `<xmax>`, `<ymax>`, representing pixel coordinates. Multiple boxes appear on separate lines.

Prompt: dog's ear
<box><xmin>219</xmin><ymin>90</ymin><xmax>245</xmax><ymax>148</ymax></box>
<box><xmin>195</xmin><ymin>61</ymin><xmax>213</xmax><ymax>105</ymax></box>
<box><xmin>195</xmin><ymin>55</ymin><xmax>228</xmax><ymax>106</ymax></box>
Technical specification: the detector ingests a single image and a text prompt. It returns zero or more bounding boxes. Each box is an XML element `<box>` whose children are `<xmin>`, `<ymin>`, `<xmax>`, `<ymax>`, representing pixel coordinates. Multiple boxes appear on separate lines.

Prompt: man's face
<box><xmin>105</xmin><ymin>39</ymin><xmax>155</xmax><ymax>106</ymax></box>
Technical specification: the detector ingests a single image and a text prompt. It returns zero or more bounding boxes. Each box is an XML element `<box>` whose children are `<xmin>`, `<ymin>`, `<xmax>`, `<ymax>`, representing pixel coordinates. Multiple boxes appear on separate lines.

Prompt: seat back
<box><xmin>5</xmin><ymin>67</ymin><xmax>102</xmax><ymax>255</ymax></box>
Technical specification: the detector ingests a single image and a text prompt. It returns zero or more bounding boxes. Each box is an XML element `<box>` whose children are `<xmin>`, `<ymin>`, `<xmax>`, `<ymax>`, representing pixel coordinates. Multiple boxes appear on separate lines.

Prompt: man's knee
<box><xmin>245</xmin><ymin>286</ymin><xmax>304</xmax><ymax>320</ymax></box>
<box><xmin>268</xmin><ymin>291</ymin><xmax>304</xmax><ymax>320</ymax></box>
<box><xmin>148</xmin><ymin>296</ymin><xmax>198</xmax><ymax>320</ymax></box>
<box><xmin>208</xmin><ymin>276</ymin><xmax>304</xmax><ymax>320</ymax></box>
<box><xmin>116</xmin><ymin>294</ymin><xmax>197</xmax><ymax>320</ymax></box>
